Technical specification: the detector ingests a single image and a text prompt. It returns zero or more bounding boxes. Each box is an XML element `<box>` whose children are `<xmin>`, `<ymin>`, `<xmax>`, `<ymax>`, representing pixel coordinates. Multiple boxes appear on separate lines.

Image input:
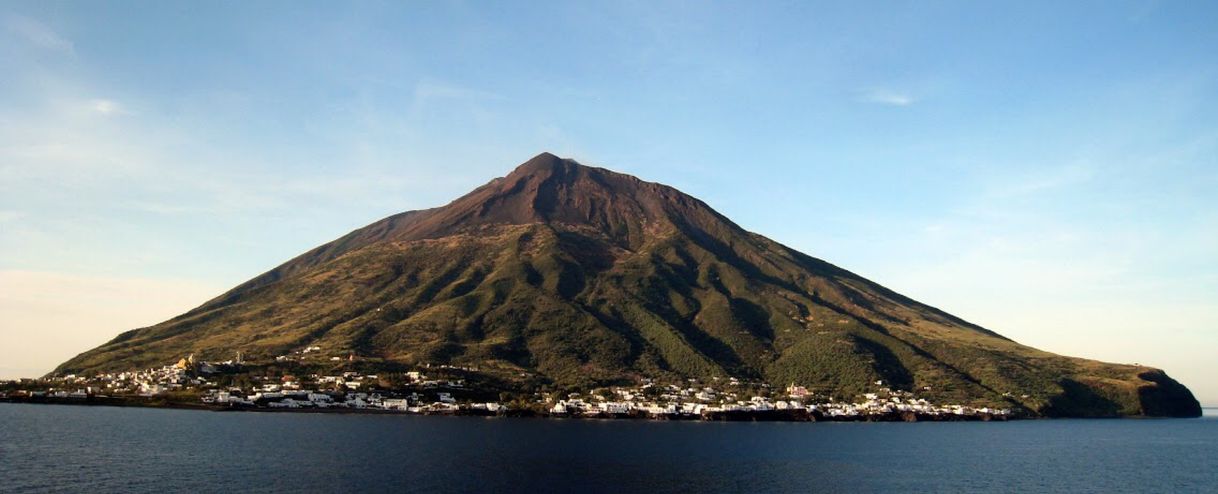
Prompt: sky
<box><xmin>1</xmin><ymin>1</ymin><xmax>1215</xmax><ymax>405</ymax></box>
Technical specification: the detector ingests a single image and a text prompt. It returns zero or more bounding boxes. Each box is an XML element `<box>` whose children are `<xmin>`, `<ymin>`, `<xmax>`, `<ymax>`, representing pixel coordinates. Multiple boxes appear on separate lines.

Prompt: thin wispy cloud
<box><xmin>412</xmin><ymin>80</ymin><xmax>500</xmax><ymax>102</ymax></box>
<box><xmin>860</xmin><ymin>88</ymin><xmax>916</xmax><ymax>106</ymax></box>
<box><xmin>3</xmin><ymin>14</ymin><xmax>74</xmax><ymax>54</ymax></box>
<box><xmin>89</xmin><ymin>99</ymin><xmax>125</xmax><ymax>116</ymax></box>
<box><xmin>987</xmin><ymin>163</ymin><xmax>1095</xmax><ymax>199</ymax></box>
<box><xmin>0</xmin><ymin>210</ymin><xmax>25</xmax><ymax>223</ymax></box>
<box><xmin>408</xmin><ymin>80</ymin><xmax>502</xmax><ymax>121</ymax></box>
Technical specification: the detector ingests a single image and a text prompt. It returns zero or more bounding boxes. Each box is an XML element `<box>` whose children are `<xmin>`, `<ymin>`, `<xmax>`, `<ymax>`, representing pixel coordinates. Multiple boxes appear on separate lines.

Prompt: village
<box><xmin>0</xmin><ymin>352</ymin><xmax>1013</xmax><ymax>421</ymax></box>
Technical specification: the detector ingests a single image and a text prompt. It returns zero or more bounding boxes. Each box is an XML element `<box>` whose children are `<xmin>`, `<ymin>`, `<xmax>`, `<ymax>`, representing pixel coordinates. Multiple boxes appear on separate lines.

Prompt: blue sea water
<box><xmin>0</xmin><ymin>403</ymin><xmax>1215</xmax><ymax>493</ymax></box>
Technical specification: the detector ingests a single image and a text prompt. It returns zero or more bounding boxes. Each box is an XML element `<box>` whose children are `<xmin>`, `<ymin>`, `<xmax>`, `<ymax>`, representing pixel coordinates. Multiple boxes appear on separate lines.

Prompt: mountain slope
<box><xmin>54</xmin><ymin>153</ymin><xmax>1201</xmax><ymax>417</ymax></box>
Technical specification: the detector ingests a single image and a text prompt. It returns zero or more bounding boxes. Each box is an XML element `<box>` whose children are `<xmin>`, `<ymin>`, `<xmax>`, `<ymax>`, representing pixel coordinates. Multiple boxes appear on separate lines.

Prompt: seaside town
<box><xmin>0</xmin><ymin>350</ymin><xmax>1014</xmax><ymax>421</ymax></box>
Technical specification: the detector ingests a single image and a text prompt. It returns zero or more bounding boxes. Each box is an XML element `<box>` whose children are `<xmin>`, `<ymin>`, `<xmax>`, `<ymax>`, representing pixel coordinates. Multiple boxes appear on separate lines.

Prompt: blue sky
<box><xmin>1</xmin><ymin>1</ymin><xmax>1216</xmax><ymax>404</ymax></box>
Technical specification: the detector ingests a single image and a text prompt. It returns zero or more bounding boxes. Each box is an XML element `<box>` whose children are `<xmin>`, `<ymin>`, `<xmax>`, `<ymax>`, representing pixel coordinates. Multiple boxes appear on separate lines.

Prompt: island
<box><xmin>41</xmin><ymin>154</ymin><xmax>1202</xmax><ymax>419</ymax></box>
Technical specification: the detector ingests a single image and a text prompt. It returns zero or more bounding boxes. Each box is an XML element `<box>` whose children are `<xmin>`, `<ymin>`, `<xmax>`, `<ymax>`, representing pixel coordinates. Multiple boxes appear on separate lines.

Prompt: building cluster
<box><xmin>274</xmin><ymin>345</ymin><xmax>357</xmax><ymax>363</ymax></box>
<box><xmin>2</xmin><ymin>355</ymin><xmax>1011</xmax><ymax>420</ymax></box>
<box><xmin>548</xmin><ymin>380</ymin><xmax>1011</xmax><ymax>419</ymax></box>
<box><xmin>200</xmin><ymin>388</ymin><xmax>503</xmax><ymax>414</ymax></box>
<box><xmin>197</xmin><ymin>369</ymin><xmax>496</xmax><ymax>414</ymax></box>
<box><xmin>4</xmin><ymin>355</ymin><xmax>216</xmax><ymax>399</ymax></box>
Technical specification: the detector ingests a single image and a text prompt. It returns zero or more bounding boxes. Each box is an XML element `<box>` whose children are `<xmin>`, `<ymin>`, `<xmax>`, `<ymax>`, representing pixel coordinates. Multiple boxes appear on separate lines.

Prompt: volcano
<box><xmin>55</xmin><ymin>153</ymin><xmax>1201</xmax><ymax>417</ymax></box>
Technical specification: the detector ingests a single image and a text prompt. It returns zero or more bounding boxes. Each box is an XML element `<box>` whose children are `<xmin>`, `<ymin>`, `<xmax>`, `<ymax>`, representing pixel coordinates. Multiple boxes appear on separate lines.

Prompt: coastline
<box><xmin>9</xmin><ymin>399</ymin><xmax>1213</xmax><ymax>421</ymax></box>
<box><xmin>0</xmin><ymin>396</ymin><xmax>1037</xmax><ymax>422</ymax></box>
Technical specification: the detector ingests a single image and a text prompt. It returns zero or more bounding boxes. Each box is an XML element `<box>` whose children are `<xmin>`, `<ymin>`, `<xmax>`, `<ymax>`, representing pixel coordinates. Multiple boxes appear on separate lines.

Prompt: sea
<box><xmin>0</xmin><ymin>404</ymin><xmax>1215</xmax><ymax>493</ymax></box>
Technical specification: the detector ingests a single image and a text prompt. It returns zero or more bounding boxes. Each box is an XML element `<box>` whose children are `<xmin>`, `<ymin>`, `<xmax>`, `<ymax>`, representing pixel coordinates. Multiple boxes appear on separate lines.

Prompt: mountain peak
<box><xmin>520</xmin><ymin>151</ymin><xmax>564</xmax><ymax>167</ymax></box>
<box><xmin>509</xmin><ymin>152</ymin><xmax>576</xmax><ymax>178</ymax></box>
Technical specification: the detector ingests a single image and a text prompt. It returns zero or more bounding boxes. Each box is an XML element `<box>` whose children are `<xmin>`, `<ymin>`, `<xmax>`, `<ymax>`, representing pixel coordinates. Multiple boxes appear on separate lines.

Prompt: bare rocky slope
<box><xmin>55</xmin><ymin>153</ymin><xmax>1201</xmax><ymax>417</ymax></box>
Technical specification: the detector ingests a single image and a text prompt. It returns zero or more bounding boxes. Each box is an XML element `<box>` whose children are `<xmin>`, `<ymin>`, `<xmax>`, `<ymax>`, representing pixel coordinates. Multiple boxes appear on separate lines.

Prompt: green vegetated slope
<box><xmin>55</xmin><ymin>153</ymin><xmax>1201</xmax><ymax>417</ymax></box>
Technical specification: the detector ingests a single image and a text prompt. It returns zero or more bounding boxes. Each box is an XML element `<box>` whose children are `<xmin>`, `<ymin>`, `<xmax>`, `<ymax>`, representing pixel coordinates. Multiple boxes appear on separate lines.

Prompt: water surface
<box><xmin>1</xmin><ymin>403</ymin><xmax>1215</xmax><ymax>493</ymax></box>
